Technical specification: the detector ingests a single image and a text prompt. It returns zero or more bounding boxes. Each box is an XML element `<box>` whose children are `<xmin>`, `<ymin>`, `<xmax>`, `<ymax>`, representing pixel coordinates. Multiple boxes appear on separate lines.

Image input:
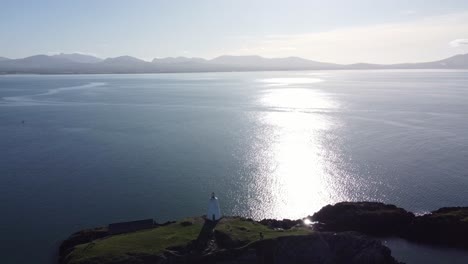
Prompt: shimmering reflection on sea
<box><xmin>232</xmin><ymin>77</ymin><xmax>352</xmax><ymax>219</ymax></box>
<box><xmin>2</xmin><ymin>71</ymin><xmax>468</xmax><ymax>264</ymax></box>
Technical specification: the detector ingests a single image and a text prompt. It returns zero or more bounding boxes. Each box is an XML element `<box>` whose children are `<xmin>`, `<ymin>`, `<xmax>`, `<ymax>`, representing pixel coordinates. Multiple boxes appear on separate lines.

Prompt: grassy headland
<box><xmin>64</xmin><ymin>216</ymin><xmax>311</xmax><ymax>264</ymax></box>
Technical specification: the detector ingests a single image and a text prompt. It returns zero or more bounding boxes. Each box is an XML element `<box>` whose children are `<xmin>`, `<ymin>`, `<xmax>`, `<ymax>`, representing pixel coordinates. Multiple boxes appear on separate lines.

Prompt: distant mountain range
<box><xmin>52</xmin><ymin>53</ymin><xmax>103</xmax><ymax>63</ymax></box>
<box><xmin>0</xmin><ymin>53</ymin><xmax>467</xmax><ymax>74</ymax></box>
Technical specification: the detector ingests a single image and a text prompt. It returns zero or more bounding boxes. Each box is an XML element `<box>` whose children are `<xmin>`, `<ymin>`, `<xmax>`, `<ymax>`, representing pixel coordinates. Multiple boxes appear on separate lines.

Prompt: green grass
<box><xmin>215</xmin><ymin>217</ymin><xmax>311</xmax><ymax>244</ymax></box>
<box><xmin>66</xmin><ymin>217</ymin><xmax>204</xmax><ymax>264</ymax></box>
<box><xmin>432</xmin><ymin>208</ymin><xmax>468</xmax><ymax>222</ymax></box>
<box><xmin>65</xmin><ymin>217</ymin><xmax>312</xmax><ymax>264</ymax></box>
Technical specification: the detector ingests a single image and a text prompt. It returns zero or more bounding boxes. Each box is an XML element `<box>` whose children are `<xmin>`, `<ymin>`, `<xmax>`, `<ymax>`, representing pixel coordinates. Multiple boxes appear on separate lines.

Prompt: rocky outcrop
<box><xmin>312</xmin><ymin>202</ymin><xmax>468</xmax><ymax>249</ymax></box>
<box><xmin>312</xmin><ymin>202</ymin><xmax>414</xmax><ymax>235</ymax></box>
<box><xmin>405</xmin><ymin>207</ymin><xmax>468</xmax><ymax>249</ymax></box>
<box><xmin>200</xmin><ymin>232</ymin><xmax>401</xmax><ymax>264</ymax></box>
<box><xmin>258</xmin><ymin>218</ymin><xmax>302</xmax><ymax>230</ymax></box>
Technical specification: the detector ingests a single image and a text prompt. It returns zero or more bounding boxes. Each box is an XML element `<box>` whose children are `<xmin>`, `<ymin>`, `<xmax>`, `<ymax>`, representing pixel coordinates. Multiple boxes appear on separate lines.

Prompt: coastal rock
<box><xmin>405</xmin><ymin>207</ymin><xmax>468</xmax><ymax>248</ymax></box>
<box><xmin>258</xmin><ymin>218</ymin><xmax>302</xmax><ymax>229</ymax></box>
<box><xmin>311</xmin><ymin>202</ymin><xmax>468</xmax><ymax>249</ymax></box>
<box><xmin>60</xmin><ymin>232</ymin><xmax>401</xmax><ymax>264</ymax></box>
<box><xmin>202</xmin><ymin>232</ymin><xmax>401</xmax><ymax>264</ymax></box>
<box><xmin>60</xmin><ymin>203</ymin><xmax>468</xmax><ymax>263</ymax></box>
<box><xmin>312</xmin><ymin>202</ymin><xmax>414</xmax><ymax>235</ymax></box>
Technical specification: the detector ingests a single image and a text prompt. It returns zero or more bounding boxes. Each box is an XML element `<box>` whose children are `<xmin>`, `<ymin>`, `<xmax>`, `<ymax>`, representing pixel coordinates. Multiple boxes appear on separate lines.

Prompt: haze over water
<box><xmin>1</xmin><ymin>70</ymin><xmax>468</xmax><ymax>263</ymax></box>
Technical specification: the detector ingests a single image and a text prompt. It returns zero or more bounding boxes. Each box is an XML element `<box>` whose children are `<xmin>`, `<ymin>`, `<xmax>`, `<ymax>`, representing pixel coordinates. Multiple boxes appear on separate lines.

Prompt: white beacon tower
<box><xmin>207</xmin><ymin>192</ymin><xmax>222</xmax><ymax>221</ymax></box>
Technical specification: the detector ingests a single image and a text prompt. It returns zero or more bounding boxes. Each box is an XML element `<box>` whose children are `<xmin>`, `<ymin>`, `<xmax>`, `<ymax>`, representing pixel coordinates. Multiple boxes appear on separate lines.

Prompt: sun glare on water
<box><xmin>259</xmin><ymin>77</ymin><xmax>325</xmax><ymax>87</ymax></box>
<box><xmin>243</xmin><ymin>76</ymin><xmax>345</xmax><ymax>219</ymax></box>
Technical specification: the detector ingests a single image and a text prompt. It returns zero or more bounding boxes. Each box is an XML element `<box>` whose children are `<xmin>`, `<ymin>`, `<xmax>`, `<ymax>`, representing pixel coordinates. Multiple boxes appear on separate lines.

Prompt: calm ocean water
<box><xmin>1</xmin><ymin>70</ymin><xmax>468</xmax><ymax>263</ymax></box>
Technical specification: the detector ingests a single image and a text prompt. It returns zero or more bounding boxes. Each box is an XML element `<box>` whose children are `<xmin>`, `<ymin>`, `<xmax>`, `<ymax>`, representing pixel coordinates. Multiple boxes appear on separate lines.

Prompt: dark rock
<box><xmin>312</xmin><ymin>202</ymin><xmax>414</xmax><ymax>236</ymax></box>
<box><xmin>201</xmin><ymin>232</ymin><xmax>401</xmax><ymax>264</ymax></box>
<box><xmin>125</xmin><ymin>252</ymin><xmax>165</xmax><ymax>263</ymax></box>
<box><xmin>258</xmin><ymin>218</ymin><xmax>302</xmax><ymax>229</ymax></box>
<box><xmin>312</xmin><ymin>202</ymin><xmax>468</xmax><ymax>249</ymax></box>
<box><xmin>324</xmin><ymin>232</ymin><xmax>398</xmax><ymax>264</ymax></box>
<box><xmin>405</xmin><ymin>207</ymin><xmax>468</xmax><ymax>248</ymax></box>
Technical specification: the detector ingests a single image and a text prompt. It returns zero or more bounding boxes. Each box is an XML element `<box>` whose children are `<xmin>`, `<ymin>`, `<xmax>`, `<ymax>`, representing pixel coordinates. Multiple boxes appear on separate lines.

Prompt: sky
<box><xmin>1</xmin><ymin>0</ymin><xmax>468</xmax><ymax>63</ymax></box>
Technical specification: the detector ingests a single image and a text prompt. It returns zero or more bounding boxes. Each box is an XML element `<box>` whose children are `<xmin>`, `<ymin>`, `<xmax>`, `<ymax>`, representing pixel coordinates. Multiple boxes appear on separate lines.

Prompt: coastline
<box><xmin>59</xmin><ymin>202</ymin><xmax>468</xmax><ymax>264</ymax></box>
<box><xmin>2</xmin><ymin>68</ymin><xmax>468</xmax><ymax>76</ymax></box>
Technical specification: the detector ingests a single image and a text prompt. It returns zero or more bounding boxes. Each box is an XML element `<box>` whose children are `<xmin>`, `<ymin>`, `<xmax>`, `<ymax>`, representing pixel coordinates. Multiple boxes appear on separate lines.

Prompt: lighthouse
<box><xmin>207</xmin><ymin>192</ymin><xmax>222</xmax><ymax>221</ymax></box>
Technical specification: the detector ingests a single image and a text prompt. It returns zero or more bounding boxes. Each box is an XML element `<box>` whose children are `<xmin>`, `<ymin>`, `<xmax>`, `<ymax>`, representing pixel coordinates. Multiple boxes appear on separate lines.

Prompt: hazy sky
<box><xmin>1</xmin><ymin>0</ymin><xmax>468</xmax><ymax>63</ymax></box>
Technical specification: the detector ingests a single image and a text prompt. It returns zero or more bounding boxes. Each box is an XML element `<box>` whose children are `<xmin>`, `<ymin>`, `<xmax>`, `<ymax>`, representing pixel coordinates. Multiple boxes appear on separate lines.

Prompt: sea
<box><xmin>1</xmin><ymin>70</ymin><xmax>468</xmax><ymax>263</ymax></box>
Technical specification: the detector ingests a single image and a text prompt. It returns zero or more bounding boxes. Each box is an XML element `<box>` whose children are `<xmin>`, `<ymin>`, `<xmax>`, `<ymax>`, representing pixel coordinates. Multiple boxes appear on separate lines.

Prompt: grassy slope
<box><xmin>67</xmin><ymin>217</ymin><xmax>204</xmax><ymax>264</ymax></box>
<box><xmin>215</xmin><ymin>217</ymin><xmax>311</xmax><ymax>243</ymax></box>
<box><xmin>432</xmin><ymin>208</ymin><xmax>468</xmax><ymax>222</ymax></box>
<box><xmin>65</xmin><ymin>217</ymin><xmax>311</xmax><ymax>264</ymax></box>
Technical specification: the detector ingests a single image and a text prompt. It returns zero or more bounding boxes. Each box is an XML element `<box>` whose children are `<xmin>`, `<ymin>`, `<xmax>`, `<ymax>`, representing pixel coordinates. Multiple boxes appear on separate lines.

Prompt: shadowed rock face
<box><xmin>405</xmin><ymin>207</ymin><xmax>468</xmax><ymax>249</ymax></box>
<box><xmin>203</xmin><ymin>232</ymin><xmax>401</xmax><ymax>264</ymax></box>
<box><xmin>258</xmin><ymin>218</ymin><xmax>302</xmax><ymax>230</ymax></box>
<box><xmin>311</xmin><ymin>202</ymin><xmax>468</xmax><ymax>249</ymax></box>
<box><xmin>261</xmin><ymin>233</ymin><xmax>400</xmax><ymax>264</ymax></box>
<box><xmin>312</xmin><ymin>202</ymin><xmax>414</xmax><ymax>236</ymax></box>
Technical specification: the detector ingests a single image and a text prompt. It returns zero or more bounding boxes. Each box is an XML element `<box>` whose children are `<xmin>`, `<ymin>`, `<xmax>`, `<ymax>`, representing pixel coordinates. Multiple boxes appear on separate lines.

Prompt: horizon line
<box><xmin>2</xmin><ymin>52</ymin><xmax>467</xmax><ymax>65</ymax></box>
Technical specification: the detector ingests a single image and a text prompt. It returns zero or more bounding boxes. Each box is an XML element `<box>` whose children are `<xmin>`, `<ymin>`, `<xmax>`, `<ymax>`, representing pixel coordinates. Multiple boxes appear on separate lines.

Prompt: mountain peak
<box><xmin>152</xmin><ymin>57</ymin><xmax>206</xmax><ymax>64</ymax></box>
<box><xmin>102</xmin><ymin>56</ymin><xmax>147</xmax><ymax>64</ymax></box>
<box><xmin>52</xmin><ymin>53</ymin><xmax>102</xmax><ymax>63</ymax></box>
<box><xmin>1</xmin><ymin>53</ymin><xmax>468</xmax><ymax>73</ymax></box>
<box><xmin>210</xmin><ymin>55</ymin><xmax>267</xmax><ymax>65</ymax></box>
<box><xmin>20</xmin><ymin>55</ymin><xmax>75</xmax><ymax>63</ymax></box>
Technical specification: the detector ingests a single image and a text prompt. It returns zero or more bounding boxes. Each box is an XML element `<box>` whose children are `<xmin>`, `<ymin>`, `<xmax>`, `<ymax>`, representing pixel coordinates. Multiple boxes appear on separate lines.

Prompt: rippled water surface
<box><xmin>1</xmin><ymin>70</ymin><xmax>468</xmax><ymax>263</ymax></box>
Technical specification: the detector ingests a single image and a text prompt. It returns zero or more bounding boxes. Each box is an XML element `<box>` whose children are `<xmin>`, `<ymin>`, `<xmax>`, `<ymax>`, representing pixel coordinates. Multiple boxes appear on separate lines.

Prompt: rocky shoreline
<box><xmin>311</xmin><ymin>202</ymin><xmax>468</xmax><ymax>249</ymax></box>
<box><xmin>59</xmin><ymin>202</ymin><xmax>468</xmax><ymax>264</ymax></box>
